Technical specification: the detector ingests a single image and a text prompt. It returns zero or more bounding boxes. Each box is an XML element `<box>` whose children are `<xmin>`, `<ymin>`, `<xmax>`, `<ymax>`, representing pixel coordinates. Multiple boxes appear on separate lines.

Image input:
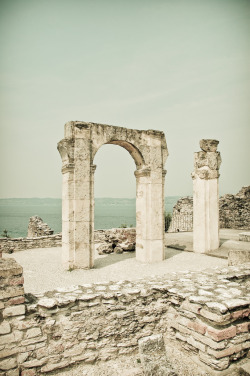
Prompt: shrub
<box><xmin>165</xmin><ymin>212</ymin><xmax>172</xmax><ymax>232</ymax></box>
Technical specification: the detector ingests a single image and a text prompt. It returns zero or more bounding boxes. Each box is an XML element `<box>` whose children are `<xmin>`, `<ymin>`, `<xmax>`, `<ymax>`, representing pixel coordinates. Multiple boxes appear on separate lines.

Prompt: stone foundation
<box><xmin>0</xmin><ymin>258</ymin><xmax>249</xmax><ymax>375</ymax></box>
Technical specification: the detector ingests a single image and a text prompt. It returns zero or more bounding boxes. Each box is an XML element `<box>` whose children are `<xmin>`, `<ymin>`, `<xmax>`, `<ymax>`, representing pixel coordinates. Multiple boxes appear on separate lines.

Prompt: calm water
<box><xmin>0</xmin><ymin>197</ymin><xmax>179</xmax><ymax>238</ymax></box>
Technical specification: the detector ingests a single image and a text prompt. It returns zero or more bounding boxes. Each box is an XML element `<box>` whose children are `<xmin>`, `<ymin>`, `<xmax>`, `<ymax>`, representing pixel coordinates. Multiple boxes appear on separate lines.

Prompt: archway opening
<box><xmin>94</xmin><ymin>143</ymin><xmax>136</xmax><ymax>230</ymax></box>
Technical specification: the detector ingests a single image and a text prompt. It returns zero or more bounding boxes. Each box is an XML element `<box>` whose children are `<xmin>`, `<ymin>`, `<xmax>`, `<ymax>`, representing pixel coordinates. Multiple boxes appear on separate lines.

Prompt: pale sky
<box><xmin>0</xmin><ymin>0</ymin><xmax>249</xmax><ymax>198</ymax></box>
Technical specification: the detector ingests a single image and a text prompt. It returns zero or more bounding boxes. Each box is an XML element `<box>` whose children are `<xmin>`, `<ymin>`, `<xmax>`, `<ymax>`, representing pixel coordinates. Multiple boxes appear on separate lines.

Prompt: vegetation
<box><xmin>164</xmin><ymin>212</ymin><xmax>172</xmax><ymax>232</ymax></box>
<box><xmin>1</xmin><ymin>229</ymin><xmax>10</xmax><ymax>238</ymax></box>
<box><xmin>119</xmin><ymin>223</ymin><xmax>127</xmax><ymax>228</ymax></box>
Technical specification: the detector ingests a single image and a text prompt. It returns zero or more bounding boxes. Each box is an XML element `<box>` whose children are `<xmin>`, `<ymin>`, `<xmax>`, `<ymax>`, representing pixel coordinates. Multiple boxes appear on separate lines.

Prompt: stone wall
<box><xmin>219</xmin><ymin>186</ymin><xmax>250</xmax><ymax>230</ymax></box>
<box><xmin>168</xmin><ymin>197</ymin><xmax>193</xmax><ymax>232</ymax></box>
<box><xmin>169</xmin><ymin>186</ymin><xmax>250</xmax><ymax>232</ymax></box>
<box><xmin>27</xmin><ymin>216</ymin><xmax>54</xmax><ymax>238</ymax></box>
<box><xmin>0</xmin><ymin>258</ymin><xmax>249</xmax><ymax>375</ymax></box>
<box><xmin>0</xmin><ymin>229</ymin><xmax>136</xmax><ymax>254</ymax></box>
<box><xmin>0</xmin><ymin>234</ymin><xmax>62</xmax><ymax>254</ymax></box>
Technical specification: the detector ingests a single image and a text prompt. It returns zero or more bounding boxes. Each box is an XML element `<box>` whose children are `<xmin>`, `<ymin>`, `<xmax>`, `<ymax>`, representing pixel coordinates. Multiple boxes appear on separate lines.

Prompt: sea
<box><xmin>0</xmin><ymin>197</ymin><xmax>180</xmax><ymax>238</ymax></box>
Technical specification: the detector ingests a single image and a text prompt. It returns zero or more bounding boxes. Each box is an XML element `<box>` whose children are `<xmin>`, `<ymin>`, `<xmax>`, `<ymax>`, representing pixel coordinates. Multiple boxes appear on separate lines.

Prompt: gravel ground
<box><xmin>4</xmin><ymin>245</ymin><xmax>227</xmax><ymax>294</ymax></box>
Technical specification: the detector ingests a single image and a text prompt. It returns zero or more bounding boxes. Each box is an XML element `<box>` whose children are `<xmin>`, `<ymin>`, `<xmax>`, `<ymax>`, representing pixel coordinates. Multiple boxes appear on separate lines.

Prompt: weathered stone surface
<box><xmin>27</xmin><ymin>215</ymin><xmax>54</xmax><ymax>238</ymax></box>
<box><xmin>0</xmin><ymin>321</ymin><xmax>11</xmax><ymax>335</ymax></box>
<box><xmin>192</xmin><ymin>140</ymin><xmax>221</xmax><ymax>254</ymax></box>
<box><xmin>239</xmin><ymin>361</ymin><xmax>250</xmax><ymax>376</ymax></box>
<box><xmin>138</xmin><ymin>334</ymin><xmax>176</xmax><ymax>376</ymax></box>
<box><xmin>97</xmin><ymin>243</ymin><xmax>113</xmax><ymax>255</ymax></box>
<box><xmin>220</xmin><ymin>187</ymin><xmax>250</xmax><ymax>229</ymax></box>
<box><xmin>239</xmin><ymin>232</ymin><xmax>250</xmax><ymax>242</ymax></box>
<box><xmin>168</xmin><ymin>186</ymin><xmax>250</xmax><ymax>232</ymax></box>
<box><xmin>1</xmin><ymin>256</ymin><xmax>250</xmax><ymax>374</ymax></box>
<box><xmin>228</xmin><ymin>250</ymin><xmax>250</xmax><ymax>266</ymax></box>
<box><xmin>58</xmin><ymin>121</ymin><xmax>168</xmax><ymax>269</ymax></box>
<box><xmin>200</xmin><ymin>139</ymin><xmax>219</xmax><ymax>152</ymax></box>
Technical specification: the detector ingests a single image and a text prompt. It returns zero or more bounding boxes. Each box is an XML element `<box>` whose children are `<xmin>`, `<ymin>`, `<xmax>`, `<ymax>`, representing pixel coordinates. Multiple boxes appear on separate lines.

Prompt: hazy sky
<box><xmin>0</xmin><ymin>0</ymin><xmax>249</xmax><ymax>198</ymax></box>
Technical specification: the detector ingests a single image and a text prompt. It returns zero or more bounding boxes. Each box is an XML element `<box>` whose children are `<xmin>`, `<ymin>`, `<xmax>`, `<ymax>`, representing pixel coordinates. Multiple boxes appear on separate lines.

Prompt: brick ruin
<box><xmin>0</xmin><ymin>257</ymin><xmax>249</xmax><ymax>375</ymax></box>
<box><xmin>169</xmin><ymin>186</ymin><xmax>250</xmax><ymax>233</ymax></box>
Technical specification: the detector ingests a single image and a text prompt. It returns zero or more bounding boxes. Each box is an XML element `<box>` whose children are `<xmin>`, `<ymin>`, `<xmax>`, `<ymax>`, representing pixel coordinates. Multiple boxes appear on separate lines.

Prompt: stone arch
<box><xmin>58</xmin><ymin>121</ymin><xmax>168</xmax><ymax>269</ymax></box>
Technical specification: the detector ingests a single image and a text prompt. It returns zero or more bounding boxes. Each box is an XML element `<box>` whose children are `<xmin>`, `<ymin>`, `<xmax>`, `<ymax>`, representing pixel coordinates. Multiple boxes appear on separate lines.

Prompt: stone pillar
<box><xmin>135</xmin><ymin>167</ymin><xmax>166</xmax><ymax>263</ymax></box>
<box><xmin>58</xmin><ymin>140</ymin><xmax>75</xmax><ymax>270</ymax></box>
<box><xmin>192</xmin><ymin>139</ymin><xmax>221</xmax><ymax>253</ymax></box>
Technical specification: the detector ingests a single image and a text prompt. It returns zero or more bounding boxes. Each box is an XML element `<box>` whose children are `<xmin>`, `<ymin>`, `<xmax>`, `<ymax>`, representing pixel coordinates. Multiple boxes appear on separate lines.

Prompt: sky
<box><xmin>0</xmin><ymin>0</ymin><xmax>249</xmax><ymax>198</ymax></box>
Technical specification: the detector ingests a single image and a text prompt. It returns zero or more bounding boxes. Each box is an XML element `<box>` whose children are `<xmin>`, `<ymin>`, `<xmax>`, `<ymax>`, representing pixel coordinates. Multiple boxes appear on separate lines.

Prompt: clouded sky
<box><xmin>0</xmin><ymin>0</ymin><xmax>249</xmax><ymax>198</ymax></box>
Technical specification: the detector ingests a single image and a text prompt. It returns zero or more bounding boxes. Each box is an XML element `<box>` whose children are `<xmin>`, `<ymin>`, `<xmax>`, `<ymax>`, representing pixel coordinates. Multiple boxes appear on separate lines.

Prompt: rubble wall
<box><xmin>0</xmin><ymin>258</ymin><xmax>249</xmax><ymax>375</ymax></box>
<box><xmin>169</xmin><ymin>186</ymin><xmax>250</xmax><ymax>232</ymax></box>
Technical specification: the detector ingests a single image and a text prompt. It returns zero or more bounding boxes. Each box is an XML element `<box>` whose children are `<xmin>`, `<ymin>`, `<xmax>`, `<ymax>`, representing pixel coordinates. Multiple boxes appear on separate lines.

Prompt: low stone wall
<box><xmin>0</xmin><ymin>234</ymin><xmax>62</xmax><ymax>254</ymax></box>
<box><xmin>0</xmin><ymin>258</ymin><xmax>249</xmax><ymax>375</ymax></box>
<box><xmin>0</xmin><ymin>229</ymin><xmax>136</xmax><ymax>254</ymax></box>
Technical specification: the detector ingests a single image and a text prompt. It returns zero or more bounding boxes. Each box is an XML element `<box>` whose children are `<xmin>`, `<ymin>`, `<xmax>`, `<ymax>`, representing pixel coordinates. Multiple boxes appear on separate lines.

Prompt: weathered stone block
<box><xmin>138</xmin><ymin>334</ymin><xmax>176</xmax><ymax>375</ymax></box>
<box><xmin>0</xmin><ymin>321</ymin><xmax>11</xmax><ymax>335</ymax></box>
<box><xmin>206</xmin><ymin>326</ymin><xmax>236</xmax><ymax>341</ymax></box>
<box><xmin>3</xmin><ymin>304</ymin><xmax>25</xmax><ymax>318</ymax></box>
<box><xmin>0</xmin><ymin>357</ymin><xmax>17</xmax><ymax>370</ymax></box>
<box><xmin>228</xmin><ymin>250</ymin><xmax>250</xmax><ymax>266</ymax></box>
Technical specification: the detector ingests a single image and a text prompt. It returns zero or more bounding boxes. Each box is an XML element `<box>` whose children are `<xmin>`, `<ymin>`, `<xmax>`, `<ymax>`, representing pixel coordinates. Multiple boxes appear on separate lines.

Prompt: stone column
<box><xmin>192</xmin><ymin>139</ymin><xmax>222</xmax><ymax>253</ymax></box>
<box><xmin>73</xmin><ymin>135</ymin><xmax>94</xmax><ymax>269</ymax></box>
<box><xmin>58</xmin><ymin>139</ymin><xmax>75</xmax><ymax>270</ymax></box>
<box><xmin>135</xmin><ymin>167</ymin><xmax>166</xmax><ymax>263</ymax></box>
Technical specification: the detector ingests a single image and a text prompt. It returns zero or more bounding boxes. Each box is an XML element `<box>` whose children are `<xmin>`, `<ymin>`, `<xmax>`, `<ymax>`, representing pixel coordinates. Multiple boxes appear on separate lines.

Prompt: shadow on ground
<box><xmin>94</xmin><ymin>247</ymin><xmax>181</xmax><ymax>269</ymax></box>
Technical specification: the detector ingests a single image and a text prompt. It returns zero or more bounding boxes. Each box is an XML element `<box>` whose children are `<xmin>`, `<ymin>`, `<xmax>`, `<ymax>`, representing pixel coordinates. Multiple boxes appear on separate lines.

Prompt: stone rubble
<box><xmin>138</xmin><ymin>334</ymin><xmax>177</xmax><ymax>376</ymax></box>
<box><xmin>0</xmin><ymin>257</ymin><xmax>249</xmax><ymax>375</ymax></box>
<box><xmin>97</xmin><ymin>228</ymin><xmax>136</xmax><ymax>255</ymax></box>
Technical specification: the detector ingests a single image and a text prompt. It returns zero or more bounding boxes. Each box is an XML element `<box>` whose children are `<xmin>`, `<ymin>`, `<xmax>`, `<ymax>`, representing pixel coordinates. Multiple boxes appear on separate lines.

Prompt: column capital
<box><xmin>134</xmin><ymin>167</ymin><xmax>151</xmax><ymax>178</ymax></box>
<box><xmin>62</xmin><ymin>163</ymin><xmax>75</xmax><ymax>174</ymax></box>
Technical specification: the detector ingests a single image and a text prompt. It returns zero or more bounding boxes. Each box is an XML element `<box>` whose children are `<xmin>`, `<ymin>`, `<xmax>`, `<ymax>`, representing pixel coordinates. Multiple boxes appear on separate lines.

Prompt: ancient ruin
<box><xmin>27</xmin><ymin>216</ymin><xmax>54</xmax><ymax>238</ymax></box>
<box><xmin>1</xmin><ymin>257</ymin><xmax>249</xmax><ymax>375</ymax></box>
<box><xmin>168</xmin><ymin>186</ymin><xmax>250</xmax><ymax>233</ymax></box>
<box><xmin>192</xmin><ymin>139</ymin><xmax>221</xmax><ymax>253</ymax></box>
<box><xmin>57</xmin><ymin>121</ymin><xmax>168</xmax><ymax>269</ymax></box>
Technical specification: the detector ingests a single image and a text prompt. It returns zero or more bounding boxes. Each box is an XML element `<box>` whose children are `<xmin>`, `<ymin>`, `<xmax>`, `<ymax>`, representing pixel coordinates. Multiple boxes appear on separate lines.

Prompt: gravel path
<box><xmin>4</xmin><ymin>245</ymin><xmax>227</xmax><ymax>294</ymax></box>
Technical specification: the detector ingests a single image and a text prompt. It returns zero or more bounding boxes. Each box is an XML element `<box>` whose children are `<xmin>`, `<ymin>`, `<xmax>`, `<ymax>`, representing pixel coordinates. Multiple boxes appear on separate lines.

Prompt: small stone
<box><xmin>114</xmin><ymin>246</ymin><xmax>123</xmax><ymax>254</ymax></box>
<box><xmin>139</xmin><ymin>334</ymin><xmax>177</xmax><ymax>376</ymax></box>
<box><xmin>0</xmin><ymin>321</ymin><xmax>11</xmax><ymax>335</ymax></box>
<box><xmin>37</xmin><ymin>298</ymin><xmax>57</xmax><ymax>308</ymax></box>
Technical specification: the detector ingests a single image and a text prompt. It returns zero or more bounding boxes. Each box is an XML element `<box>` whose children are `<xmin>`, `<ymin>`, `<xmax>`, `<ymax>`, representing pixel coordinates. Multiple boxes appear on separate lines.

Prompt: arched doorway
<box><xmin>58</xmin><ymin>121</ymin><xmax>168</xmax><ymax>269</ymax></box>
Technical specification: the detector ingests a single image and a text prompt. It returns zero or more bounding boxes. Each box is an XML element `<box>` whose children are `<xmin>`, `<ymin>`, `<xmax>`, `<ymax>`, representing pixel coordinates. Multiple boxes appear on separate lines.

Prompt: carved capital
<box><xmin>134</xmin><ymin>167</ymin><xmax>151</xmax><ymax>178</ymax></box>
<box><xmin>192</xmin><ymin>140</ymin><xmax>221</xmax><ymax>180</ymax></box>
<box><xmin>62</xmin><ymin>163</ymin><xmax>75</xmax><ymax>174</ymax></box>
